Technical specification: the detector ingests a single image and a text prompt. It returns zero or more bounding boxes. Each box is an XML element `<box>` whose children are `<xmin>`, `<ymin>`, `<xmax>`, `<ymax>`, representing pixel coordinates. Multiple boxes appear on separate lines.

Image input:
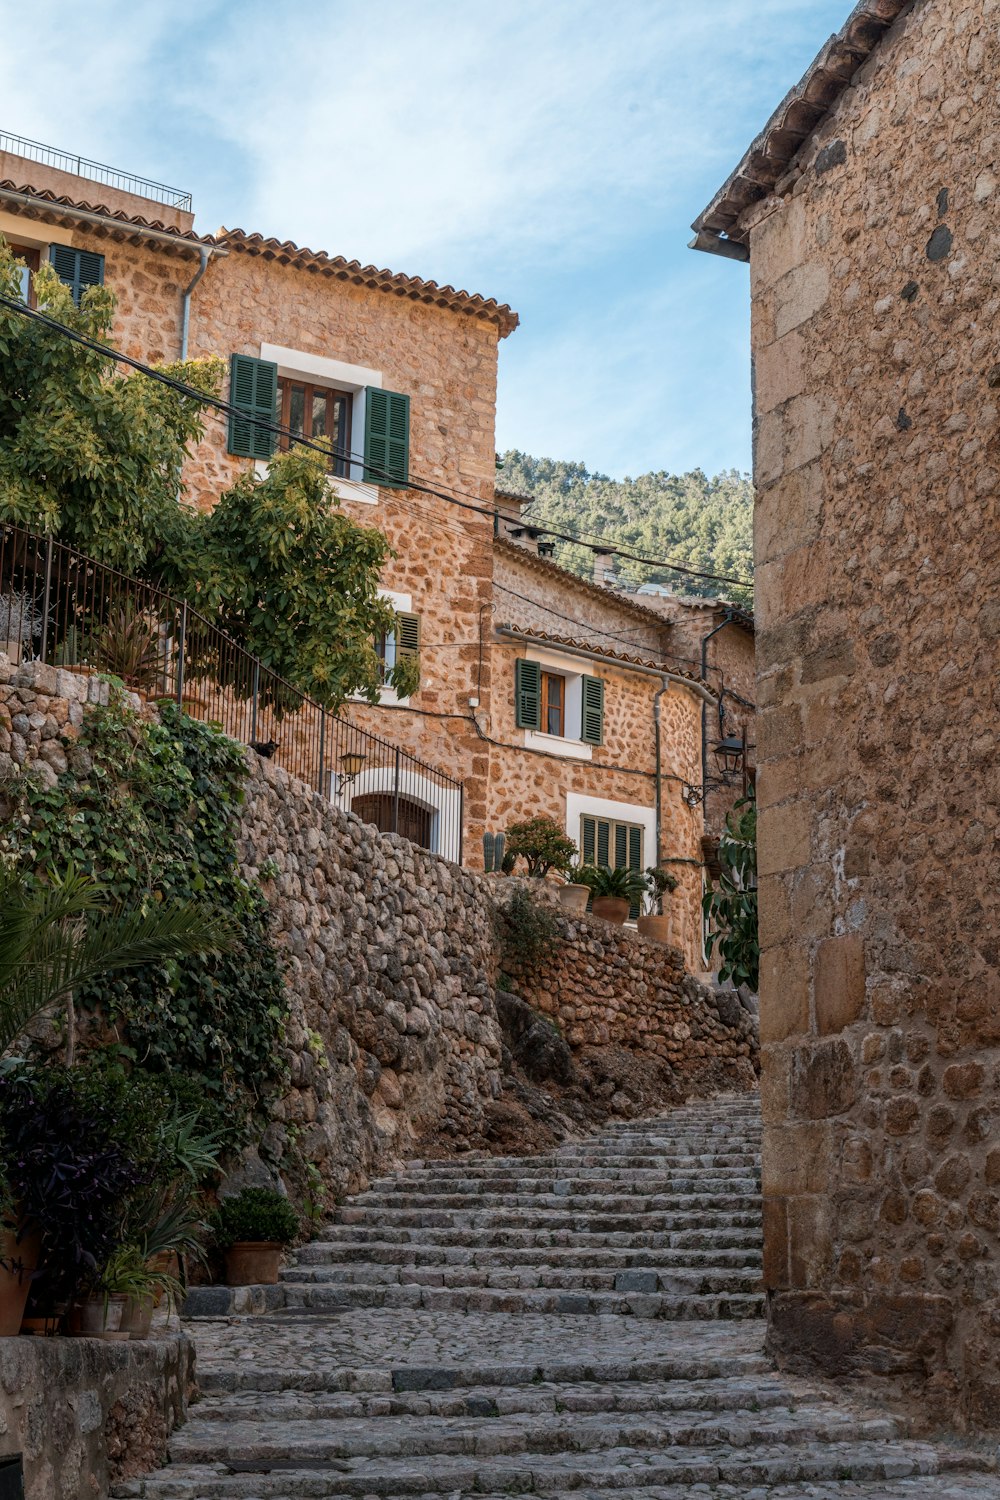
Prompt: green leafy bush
<box><xmin>1</xmin><ymin>692</ymin><xmax>288</xmax><ymax>1141</ymax></box>
<box><xmin>503</xmin><ymin>816</ymin><xmax>577</xmax><ymax>877</ymax></box>
<box><xmin>210</xmin><ymin>1187</ymin><xmax>299</xmax><ymax>1249</ymax></box>
<box><xmin>703</xmin><ymin>794</ymin><xmax>759</xmax><ymax>991</ymax></box>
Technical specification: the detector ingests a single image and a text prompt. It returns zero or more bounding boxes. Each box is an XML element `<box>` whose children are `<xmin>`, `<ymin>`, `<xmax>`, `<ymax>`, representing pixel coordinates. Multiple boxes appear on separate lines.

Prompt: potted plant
<box><xmin>211</xmin><ymin>1187</ymin><xmax>299</xmax><ymax>1287</ymax></box>
<box><xmin>637</xmin><ymin>866</ymin><xmax>680</xmax><ymax>943</ymax></box>
<box><xmin>577</xmin><ymin>865</ymin><xmax>648</xmax><ymax>926</ymax></box>
<box><xmin>0</xmin><ymin>1163</ymin><xmax>40</xmax><ymax>1337</ymax></box>
<box><xmin>0</xmin><ymin>589</ymin><xmax>43</xmax><ymax>666</ymax></box>
<box><xmin>100</xmin><ymin>1243</ymin><xmax>184</xmax><ymax>1340</ymax></box>
<box><xmin>503</xmin><ymin>817</ymin><xmax>584</xmax><ymax>909</ymax></box>
<box><xmin>89</xmin><ymin>603</ymin><xmax>165</xmax><ymax>699</ymax></box>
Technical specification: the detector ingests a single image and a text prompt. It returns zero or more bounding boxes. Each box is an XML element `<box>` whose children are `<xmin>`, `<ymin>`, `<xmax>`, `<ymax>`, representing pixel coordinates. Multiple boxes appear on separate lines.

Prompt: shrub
<box><xmin>210</xmin><ymin>1187</ymin><xmax>299</xmax><ymax>1249</ymax></box>
<box><xmin>703</xmin><ymin>794</ymin><xmax>759</xmax><ymax>991</ymax></box>
<box><xmin>577</xmin><ymin>864</ymin><xmax>648</xmax><ymax>905</ymax></box>
<box><xmin>503</xmin><ymin>816</ymin><xmax>578</xmax><ymax>877</ymax></box>
<box><xmin>645</xmin><ymin>866</ymin><xmax>680</xmax><ymax>916</ymax></box>
<box><xmin>497</xmin><ymin>886</ymin><xmax>561</xmax><ymax>978</ymax></box>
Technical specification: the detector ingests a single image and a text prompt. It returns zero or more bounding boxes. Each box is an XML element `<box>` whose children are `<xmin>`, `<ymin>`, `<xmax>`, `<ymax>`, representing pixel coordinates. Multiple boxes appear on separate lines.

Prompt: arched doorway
<box><xmin>350</xmin><ymin>792</ymin><xmax>433</xmax><ymax>850</ymax></box>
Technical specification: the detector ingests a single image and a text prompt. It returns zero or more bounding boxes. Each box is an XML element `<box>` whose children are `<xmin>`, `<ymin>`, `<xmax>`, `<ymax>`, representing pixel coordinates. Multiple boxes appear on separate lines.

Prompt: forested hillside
<box><xmin>496</xmin><ymin>451</ymin><xmax>754</xmax><ymax>607</ymax></box>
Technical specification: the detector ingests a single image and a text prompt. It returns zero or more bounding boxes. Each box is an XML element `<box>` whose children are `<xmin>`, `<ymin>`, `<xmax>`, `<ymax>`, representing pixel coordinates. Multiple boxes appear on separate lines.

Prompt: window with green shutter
<box><xmin>364</xmin><ymin>388</ymin><xmax>410</xmax><ymax>485</ymax></box>
<box><xmin>515</xmin><ymin>658</ymin><xmax>542</xmax><ymax>730</ymax></box>
<box><xmin>49</xmin><ymin>244</ymin><xmax>104</xmax><ymax>305</ymax></box>
<box><xmin>581</xmin><ymin>813</ymin><xmax>644</xmax><ymax>917</ymax></box>
<box><xmin>581</xmin><ymin>675</ymin><xmax>605</xmax><ymax>745</ymax></box>
<box><xmin>396</xmin><ymin>612</ymin><xmax>420</xmax><ymax>661</ymax></box>
<box><xmin>228</xmin><ymin>354</ymin><xmax>278</xmax><ymax>459</ymax></box>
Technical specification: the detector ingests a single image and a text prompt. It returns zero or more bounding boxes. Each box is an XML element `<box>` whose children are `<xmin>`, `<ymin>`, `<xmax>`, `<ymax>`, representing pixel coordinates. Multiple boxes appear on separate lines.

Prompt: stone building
<box><xmin>692</xmin><ymin>0</ymin><xmax>1000</xmax><ymax>1427</ymax></box>
<box><xmin>0</xmin><ymin>134</ymin><xmax>730</xmax><ymax>966</ymax></box>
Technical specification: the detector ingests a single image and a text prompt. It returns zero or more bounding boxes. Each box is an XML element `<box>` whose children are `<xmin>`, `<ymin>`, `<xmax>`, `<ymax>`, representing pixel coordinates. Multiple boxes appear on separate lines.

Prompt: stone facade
<box><xmin>698</xmin><ymin>0</ymin><xmax>1000</xmax><ymax>1429</ymax></box>
<box><xmin>0</xmin><ymin>1332</ymin><xmax>192</xmax><ymax>1500</ymax></box>
<box><xmin>0</xmin><ymin>151</ymin><xmax>728</xmax><ymax>939</ymax></box>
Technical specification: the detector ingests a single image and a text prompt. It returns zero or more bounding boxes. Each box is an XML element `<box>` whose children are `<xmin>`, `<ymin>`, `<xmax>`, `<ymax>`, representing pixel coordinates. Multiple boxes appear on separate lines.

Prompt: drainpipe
<box><xmin>180</xmin><ymin>246</ymin><xmax>212</xmax><ymax>361</ymax></box>
<box><xmin>653</xmin><ymin>676</ymin><xmax>670</xmax><ymax>868</ymax></box>
<box><xmin>699</xmin><ymin>610</ymin><xmax>737</xmax><ymax>796</ymax></box>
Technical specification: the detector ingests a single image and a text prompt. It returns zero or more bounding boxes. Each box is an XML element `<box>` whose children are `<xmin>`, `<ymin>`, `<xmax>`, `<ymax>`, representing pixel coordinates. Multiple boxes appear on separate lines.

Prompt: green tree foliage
<box><xmin>497</xmin><ymin>450</ymin><xmax>753</xmax><ymax>608</ymax></box>
<box><xmin>702</xmin><ymin>794</ymin><xmax>759</xmax><ymax>991</ymax></box>
<box><xmin>0</xmin><ymin>241</ymin><xmax>415</xmax><ymax>710</ymax></box>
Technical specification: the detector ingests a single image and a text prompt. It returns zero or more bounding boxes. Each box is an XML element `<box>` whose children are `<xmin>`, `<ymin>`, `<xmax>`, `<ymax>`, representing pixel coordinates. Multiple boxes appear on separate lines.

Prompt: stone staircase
<box><xmin>114</xmin><ymin>1095</ymin><xmax>997</xmax><ymax>1498</ymax></box>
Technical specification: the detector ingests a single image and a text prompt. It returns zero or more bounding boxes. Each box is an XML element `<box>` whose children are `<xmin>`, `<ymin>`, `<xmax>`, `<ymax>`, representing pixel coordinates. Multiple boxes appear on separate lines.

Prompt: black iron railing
<box><xmin>0</xmin><ymin>130</ymin><xmax>193</xmax><ymax>212</ymax></box>
<box><xmin>0</xmin><ymin>523</ymin><xmax>464</xmax><ymax>863</ymax></box>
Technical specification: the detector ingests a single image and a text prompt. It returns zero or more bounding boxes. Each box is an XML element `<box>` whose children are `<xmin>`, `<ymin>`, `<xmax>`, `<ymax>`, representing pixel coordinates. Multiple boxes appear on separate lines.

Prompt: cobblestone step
<box><xmin>281</xmin><ymin>1262</ymin><xmax>763</xmax><ymax>1293</ymax></box>
<box><xmin>123</xmin><ymin>1099</ymin><xmax>994</xmax><ymax>1499</ymax></box>
<box><xmin>276</xmin><ymin>1281</ymin><xmax>767</xmax><ymax>1319</ymax></box>
<box><xmin>291</xmin><ymin>1241</ymin><xmax>761</xmax><ymax>1269</ymax></box>
<box><xmin>112</xmin><ymin>1439</ymin><xmax>996</xmax><ymax>1497</ymax></box>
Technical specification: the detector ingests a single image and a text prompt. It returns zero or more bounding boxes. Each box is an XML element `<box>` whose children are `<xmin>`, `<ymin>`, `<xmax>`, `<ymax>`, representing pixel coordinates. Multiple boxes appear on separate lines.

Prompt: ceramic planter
<box><xmin>120</xmin><ymin>1294</ymin><xmax>155</xmax><ymax>1339</ymax></box>
<box><xmin>0</xmin><ymin>1226</ymin><xmax>40</xmax><ymax>1336</ymax></box>
<box><xmin>637</xmin><ymin>914</ymin><xmax>672</xmax><ymax>943</ymax></box>
<box><xmin>557</xmin><ymin>883</ymin><xmax>591</xmax><ymax>915</ymax></box>
<box><xmin>591</xmin><ymin>896</ymin><xmax>630</xmax><ymax>926</ymax></box>
<box><xmin>73</xmin><ymin>1293</ymin><xmax>128</xmax><ymax>1338</ymax></box>
<box><xmin>225</xmin><ymin>1241</ymin><xmax>283</xmax><ymax>1286</ymax></box>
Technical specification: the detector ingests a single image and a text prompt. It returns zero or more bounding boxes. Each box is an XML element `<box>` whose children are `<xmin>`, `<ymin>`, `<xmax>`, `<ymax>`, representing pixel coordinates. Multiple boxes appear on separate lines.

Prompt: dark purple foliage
<box><xmin>0</xmin><ymin>1069</ymin><xmax>146</xmax><ymax>1313</ymax></box>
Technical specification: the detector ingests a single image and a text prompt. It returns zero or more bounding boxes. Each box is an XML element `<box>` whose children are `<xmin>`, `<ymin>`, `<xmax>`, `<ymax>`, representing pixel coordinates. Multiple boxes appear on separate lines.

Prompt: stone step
<box><xmin>308</xmin><ymin>1223</ymin><xmax>763</xmax><ymax>1249</ymax></box>
<box><xmin>370</xmin><ymin>1166</ymin><xmax>761</xmax><ymax>1189</ymax></box>
<box><xmin>332</xmin><ymin>1204</ymin><xmax>761</xmax><ymax>1230</ymax></box>
<box><xmin>167</xmin><ymin>1405</ymin><xmax>900</xmax><ymax>1466</ymax></box>
<box><xmin>359</xmin><ymin>1176</ymin><xmax>761</xmax><ymax>1202</ymax></box>
<box><xmin>111</xmin><ymin>1439</ymin><xmax>994</xmax><ymax>1496</ymax></box>
<box><xmin>280</xmin><ymin>1263</ymin><xmax>763</xmax><ymax>1294</ymax></box>
<box><xmin>291</xmin><ymin>1241</ymin><xmax>762</xmax><ymax>1269</ymax></box>
<box><xmin>183</xmin><ymin>1372</ymin><xmax>796</xmax><ymax>1424</ymax></box>
<box><xmin>275</xmin><ymin>1282</ymin><xmax>767</xmax><ymax>1319</ymax></box>
<box><xmin>198</xmin><ymin>1346</ymin><xmax>773</xmax><ymax>1396</ymax></box>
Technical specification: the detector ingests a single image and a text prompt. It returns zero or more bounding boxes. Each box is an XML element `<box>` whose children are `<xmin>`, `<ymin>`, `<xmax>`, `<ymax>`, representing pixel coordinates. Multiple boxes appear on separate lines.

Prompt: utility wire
<box><xmin>0</xmin><ymin>293</ymin><xmax>753</xmax><ymax>591</ymax></box>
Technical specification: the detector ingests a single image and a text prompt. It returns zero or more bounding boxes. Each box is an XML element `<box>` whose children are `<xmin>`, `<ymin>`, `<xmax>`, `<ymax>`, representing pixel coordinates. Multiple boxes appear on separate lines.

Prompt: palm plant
<box><xmin>0</xmin><ymin>862</ymin><xmax>236</xmax><ymax>1059</ymax></box>
<box><xmin>576</xmin><ymin>864</ymin><xmax>649</xmax><ymax>905</ymax></box>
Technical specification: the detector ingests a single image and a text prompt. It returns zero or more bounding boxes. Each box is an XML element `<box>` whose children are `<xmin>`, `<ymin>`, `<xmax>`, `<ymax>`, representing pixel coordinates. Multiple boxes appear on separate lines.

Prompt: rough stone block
<box><xmin>814</xmin><ymin>935</ymin><xmax>867</xmax><ymax>1035</ymax></box>
<box><xmin>762</xmin><ymin>1121</ymin><xmax>832</xmax><ymax>1197</ymax></box>
<box><xmin>790</xmin><ymin>1038</ymin><xmax>857</xmax><ymax>1119</ymax></box>
<box><xmin>757</xmin><ymin>800</ymin><xmax>810</xmax><ymax>877</ymax></box>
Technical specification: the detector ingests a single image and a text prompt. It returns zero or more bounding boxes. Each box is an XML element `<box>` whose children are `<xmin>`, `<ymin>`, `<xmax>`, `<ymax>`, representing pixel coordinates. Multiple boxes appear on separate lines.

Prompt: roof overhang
<box><xmin>690</xmin><ymin>0</ymin><xmax>910</xmax><ymax>259</ymax></box>
<box><xmin>0</xmin><ymin>182</ymin><xmax>221</xmax><ymax>257</ymax></box>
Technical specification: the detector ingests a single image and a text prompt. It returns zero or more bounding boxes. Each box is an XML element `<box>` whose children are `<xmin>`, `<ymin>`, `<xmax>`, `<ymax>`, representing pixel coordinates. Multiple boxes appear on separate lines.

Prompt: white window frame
<box><xmin>373</xmin><ymin>587</ymin><xmax>412</xmax><ymax>705</ymax></box>
<box><xmin>566</xmin><ymin>792</ymin><xmax>655</xmax><ymax>875</ymax></box>
<box><xmin>334</xmin><ymin>765</ymin><xmax>459</xmax><ymax>857</ymax></box>
<box><xmin>256</xmin><ymin>342</ymin><xmax>382</xmax><ymax>506</ymax></box>
<box><xmin>520</xmin><ymin>645</ymin><xmax>593</xmax><ymax>760</ymax></box>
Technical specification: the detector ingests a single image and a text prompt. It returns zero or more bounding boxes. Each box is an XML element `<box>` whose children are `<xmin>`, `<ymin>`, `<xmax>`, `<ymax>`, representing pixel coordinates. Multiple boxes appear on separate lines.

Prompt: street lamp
<box><xmin>713</xmin><ymin>735</ymin><xmax>746</xmax><ymax>779</ymax></box>
<box><xmin>339</xmin><ymin>750</ymin><xmax>366</xmax><ymax>787</ymax></box>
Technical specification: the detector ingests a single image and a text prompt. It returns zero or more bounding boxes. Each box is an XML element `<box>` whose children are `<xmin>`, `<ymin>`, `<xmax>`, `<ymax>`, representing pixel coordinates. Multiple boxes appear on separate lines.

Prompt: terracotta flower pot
<box><xmin>224</xmin><ymin>1242</ymin><xmax>283</xmax><ymax>1286</ymax></box>
<box><xmin>0</xmin><ymin>1226</ymin><xmax>40</xmax><ymax>1337</ymax></box>
<box><xmin>558</xmin><ymin>883</ymin><xmax>591</xmax><ymax>915</ymax></box>
<box><xmin>591</xmin><ymin>896</ymin><xmax>630</xmax><ymax>926</ymax></box>
<box><xmin>637</xmin><ymin>914</ymin><xmax>671</xmax><ymax>943</ymax></box>
<box><xmin>121</xmin><ymin>1294</ymin><xmax>155</xmax><ymax>1339</ymax></box>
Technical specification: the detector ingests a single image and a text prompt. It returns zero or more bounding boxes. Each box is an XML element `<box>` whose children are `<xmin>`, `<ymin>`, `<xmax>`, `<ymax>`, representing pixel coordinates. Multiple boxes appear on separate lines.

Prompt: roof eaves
<box><xmin>495</xmin><ymin>623</ymin><xmax>701</xmax><ymax>682</ymax></box>
<box><xmin>219</xmin><ymin>229</ymin><xmax>519</xmax><ymax>337</ymax></box>
<box><xmin>0</xmin><ymin>180</ymin><xmax>218</xmax><ymax>251</ymax></box>
<box><xmin>493</xmin><ymin>536</ymin><xmax>672</xmax><ymax>627</ymax></box>
<box><xmin>690</xmin><ymin>0</ymin><xmax>910</xmax><ymax>257</ymax></box>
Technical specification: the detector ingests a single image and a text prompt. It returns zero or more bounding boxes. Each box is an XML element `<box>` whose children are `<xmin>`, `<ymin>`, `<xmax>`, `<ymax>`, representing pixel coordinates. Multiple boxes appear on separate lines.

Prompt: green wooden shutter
<box><xmin>515</xmin><ymin>658</ymin><xmax>542</xmax><ymax>730</ymax></box>
<box><xmin>581</xmin><ymin>815</ymin><xmax>597</xmax><ymax>866</ymax></box>
<box><xmin>581</xmin><ymin>675</ymin><xmax>605</xmax><ymax>745</ymax></box>
<box><xmin>49</xmin><ymin>244</ymin><xmax>105</xmax><ymax>305</ymax></box>
<box><xmin>228</xmin><ymin>354</ymin><xmax>277</xmax><ymax>459</ymax></box>
<box><xmin>364</xmin><ymin>388</ymin><xmax>410</xmax><ymax>485</ymax></box>
<box><xmin>596</xmin><ymin>819</ymin><xmax>611</xmax><ymax>867</ymax></box>
<box><xmin>396</xmin><ymin>612</ymin><xmax>420</xmax><ymax>660</ymax></box>
<box><xmin>627</xmin><ymin>825</ymin><xmax>643</xmax><ymax>918</ymax></box>
<box><xmin>614</xmin><ymin>823</ymin><xmax>628</xmax><ymax>870</ymax></box>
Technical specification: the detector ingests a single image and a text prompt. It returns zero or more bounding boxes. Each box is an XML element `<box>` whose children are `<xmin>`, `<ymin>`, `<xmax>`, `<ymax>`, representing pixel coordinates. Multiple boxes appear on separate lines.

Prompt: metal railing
<box><xmin>0</xmin><ymin>523</ymin><xmax>464</xmax><ymax>863</ymax></box>
<box><xmin>0</xmin><ymin>131</ymin><xmax>193</xmax><ymax>213</ymax></box>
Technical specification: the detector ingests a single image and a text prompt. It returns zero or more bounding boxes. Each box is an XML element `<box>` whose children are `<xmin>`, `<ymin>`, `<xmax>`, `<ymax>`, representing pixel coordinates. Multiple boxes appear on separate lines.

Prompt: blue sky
<box><xmin>3</xmin><ymin>0</ymin><xmax>848</xmax><ymax>479</ymax></box>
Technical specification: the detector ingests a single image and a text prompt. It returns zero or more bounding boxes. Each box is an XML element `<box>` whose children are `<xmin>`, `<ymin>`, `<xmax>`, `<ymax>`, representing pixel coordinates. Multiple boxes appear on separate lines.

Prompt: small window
<box><xmin>581</xmin><ymin>813</ymin><xmax>644</xmax><ymax>917</ymax></box>
<box><xmin>277</xmin><ymin>378</ymin><xmax>352</xmax><ymax>477</ymax></box>
<box><xmin>541</xmin><ymin>671</ymin><xmax>565</xmax><ymax>737</ymax></box>
<box><xmin>8</xmin><ymin>243</ymin><xmax>39</xmax><ymax>307</ymax></box>
<box><xmin>375</xmin><ymin>612</ymin><xmax>419</xmax><ymax>686</ymax></box>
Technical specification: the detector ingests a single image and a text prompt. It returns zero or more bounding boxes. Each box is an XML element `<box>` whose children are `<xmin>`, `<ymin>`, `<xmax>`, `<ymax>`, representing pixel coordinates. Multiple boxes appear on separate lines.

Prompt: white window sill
<box><xmin>253</xmin><ymin>461</ymin><xmax>378</xmax><ymax>506</ymax></box>
<box><xmin>349</xmin><ymin>685</ymin><xmax>411</xmax><ymax>707</ymax></box>
<box><xmin>525</xmin><ymin>730</ymin><xmax>593</xmax><ymax>761</ymax></box>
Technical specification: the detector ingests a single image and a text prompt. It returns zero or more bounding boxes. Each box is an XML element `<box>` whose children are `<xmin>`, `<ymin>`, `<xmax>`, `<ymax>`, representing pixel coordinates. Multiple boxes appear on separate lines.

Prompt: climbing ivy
<box><xmin>4</xmin><ymin>693</ymin><xmax>288</xmax><ymax>1140</ymax></box>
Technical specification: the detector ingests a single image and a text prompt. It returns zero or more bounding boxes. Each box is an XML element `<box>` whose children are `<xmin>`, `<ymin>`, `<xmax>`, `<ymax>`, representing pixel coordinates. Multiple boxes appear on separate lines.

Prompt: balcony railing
<box><xmin>0</xmin><ymin>523</ymin><xmax>464</xmax><ymax>863</ymax></box>
<box><xmin>0</xmin><ymin>130</ymin><xmax>193</xmax><ymax>213</ymax></box>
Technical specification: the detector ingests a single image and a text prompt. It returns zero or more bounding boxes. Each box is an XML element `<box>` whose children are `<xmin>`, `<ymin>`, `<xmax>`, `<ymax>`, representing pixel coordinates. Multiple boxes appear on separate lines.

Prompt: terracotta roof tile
<box><xmin>691</xmin><ymin>0</ymin><xmax>908</xmax><ymax>252</ymax></box>
<box><xmin>0</xmin><ymin>180</ymin><xmax>215</xmax><ymax>249</ymax></box>
<box><xmin>495</xmin><ymin>623</ymin><xmax>703</xmax><ymax>684</ymax></box>
<box><xmin>494</xmin><ymin>536</ymin><xmax>675</xmax><ymax>627</ymax></box>
<box><xmin>219</xmin><ymin>228</ymin><xmax>519</xmax><ymax>337</ymax></box>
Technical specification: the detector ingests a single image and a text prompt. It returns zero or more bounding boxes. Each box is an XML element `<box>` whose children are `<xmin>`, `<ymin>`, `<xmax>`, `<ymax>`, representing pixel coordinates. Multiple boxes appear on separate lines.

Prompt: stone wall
<box><xmin>502</xmin><ymin>897</ymin><xmax>758</xmax><ymax>1087</ymax></box>
<box><xmin>738</xmin><ymin>0</ymin><xmax>1000</xmax><ymax>1428</ymax></box>
<box><xmin>0</xmin><ymin>1333</ymin><xmax>192</xmax><ymax>1500</ymax></box>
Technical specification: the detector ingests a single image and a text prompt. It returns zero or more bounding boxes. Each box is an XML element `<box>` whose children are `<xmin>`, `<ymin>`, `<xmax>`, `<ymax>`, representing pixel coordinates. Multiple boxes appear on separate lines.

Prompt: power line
<box><xmin>0</xmin><ymin>292</ymin><xmax>753</xmax><ymax>591</ymax></box>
